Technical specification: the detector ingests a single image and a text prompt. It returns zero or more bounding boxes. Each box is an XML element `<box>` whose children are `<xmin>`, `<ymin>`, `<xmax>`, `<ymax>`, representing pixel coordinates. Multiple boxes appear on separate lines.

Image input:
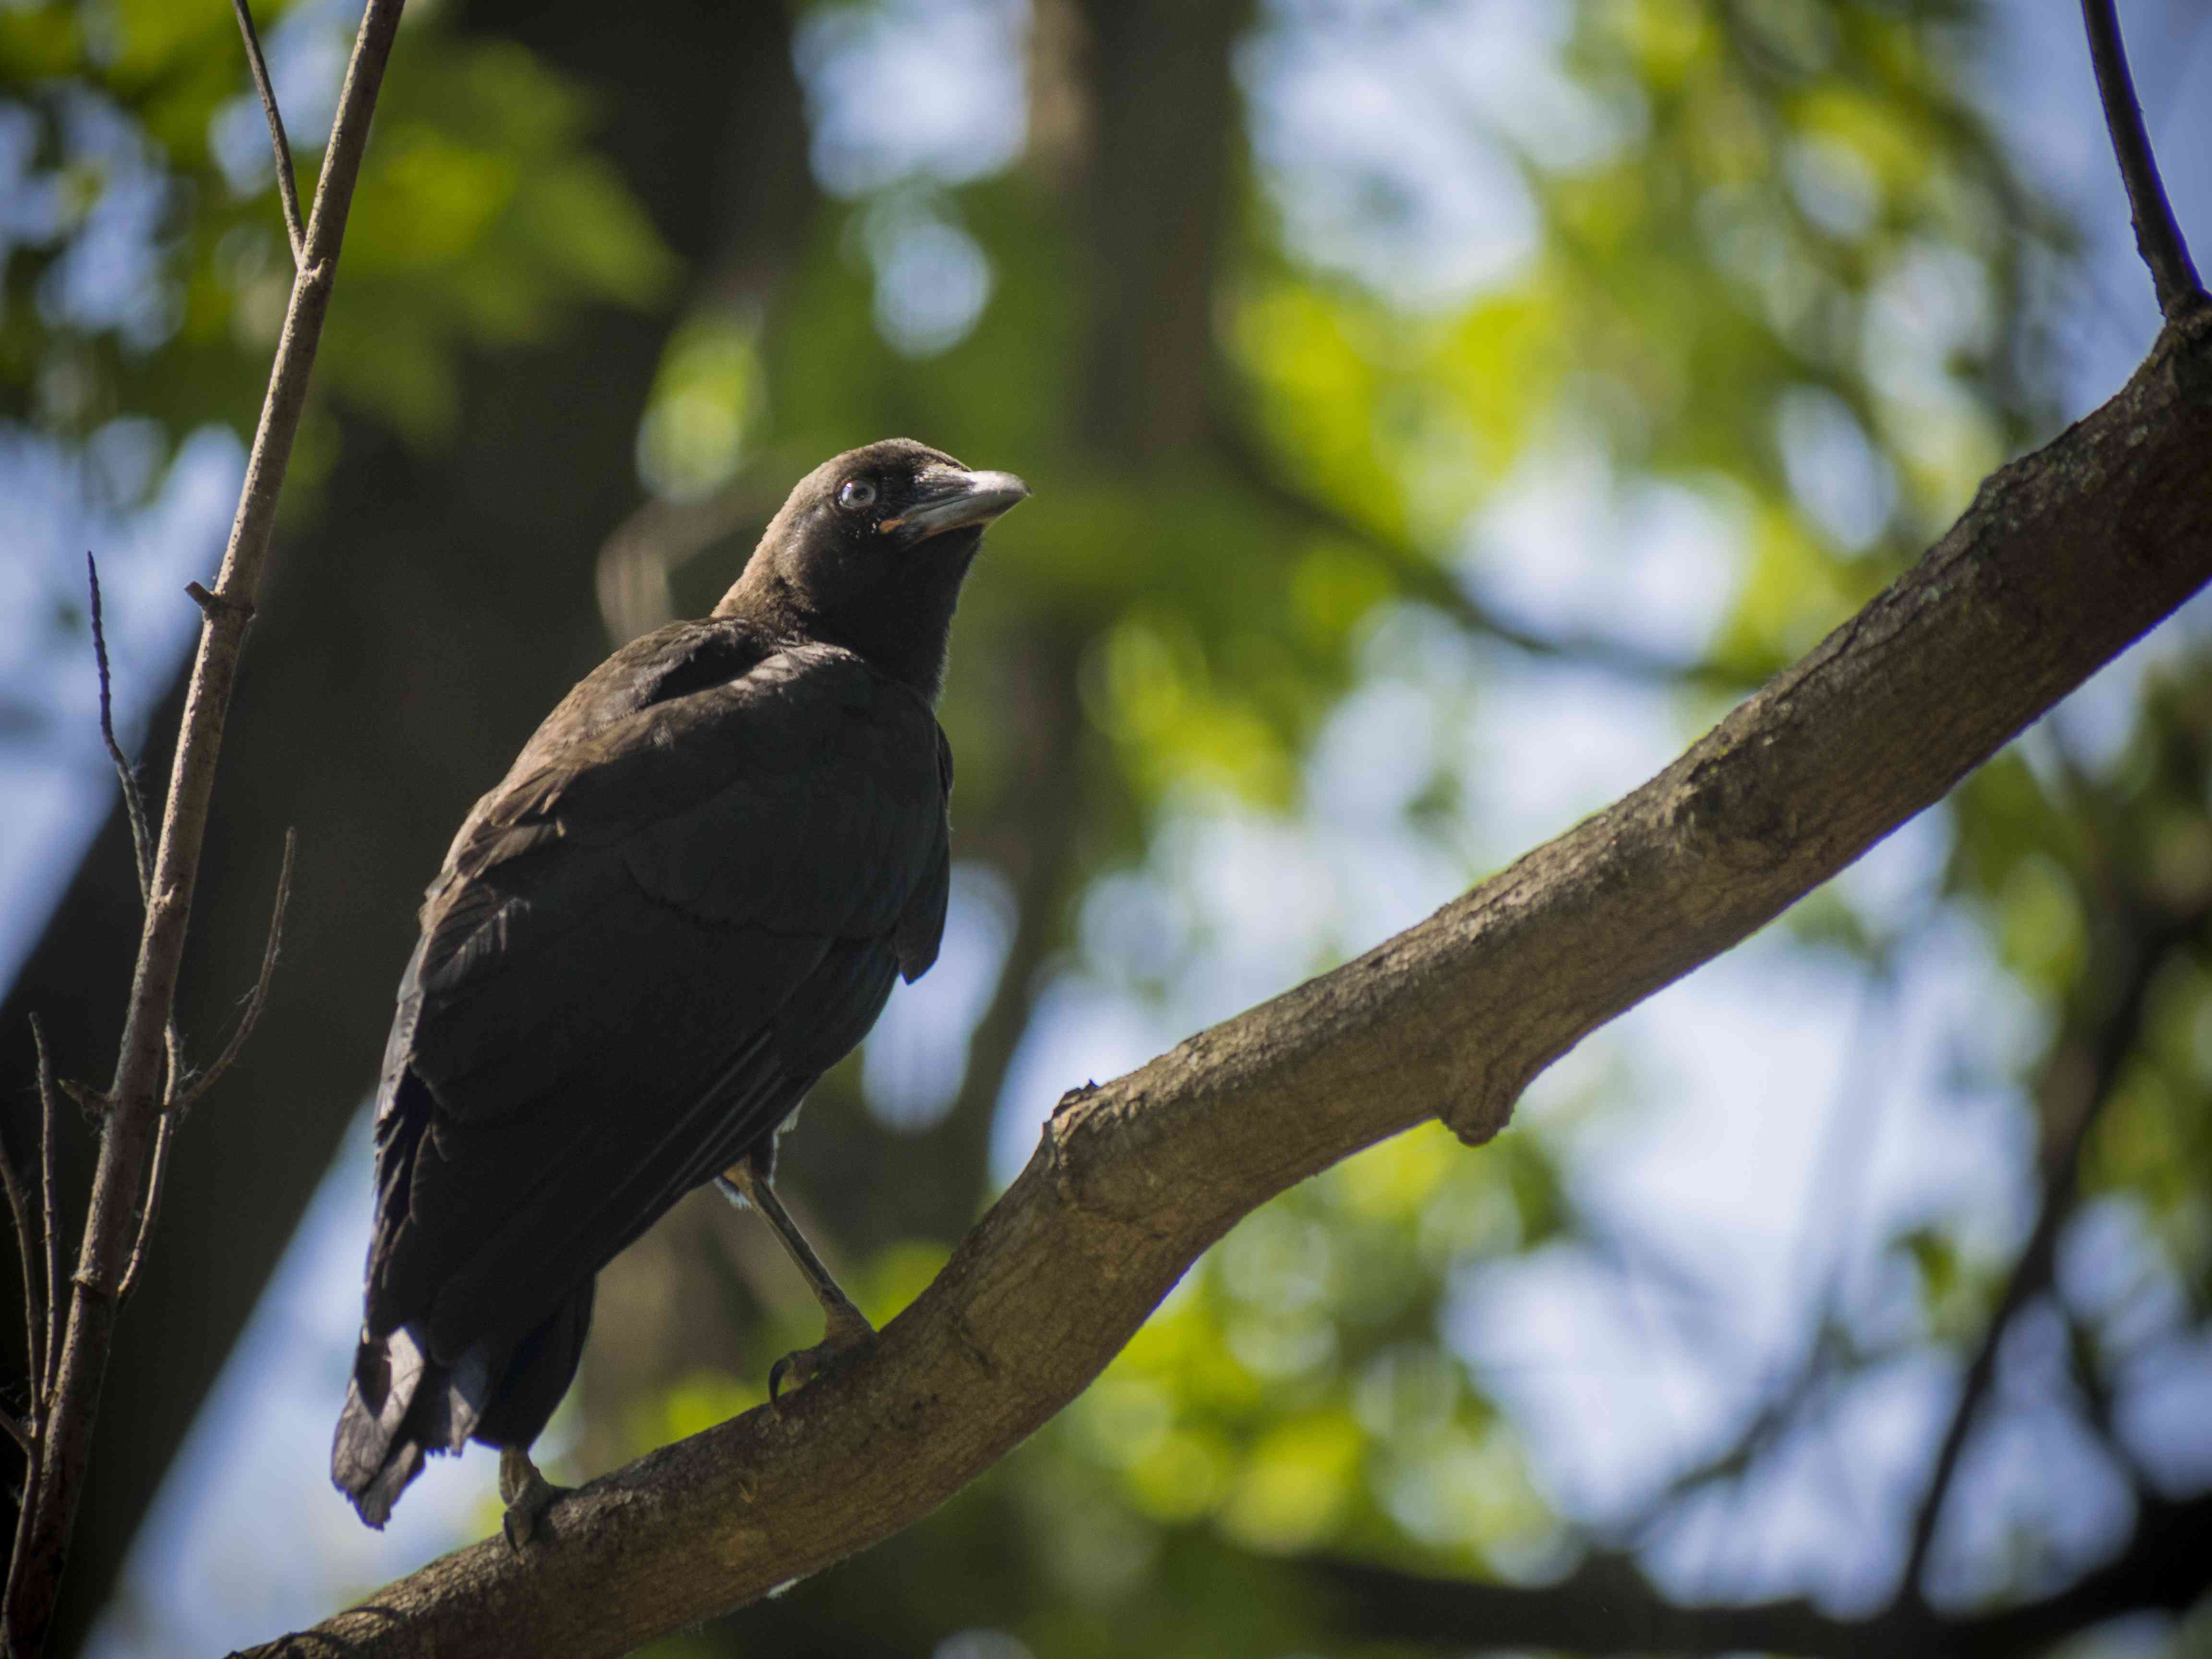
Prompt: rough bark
<box><xmin>236</xmin><ymin>305</ymin><xmax>2212</xmax><ymax>1659</ymax></box>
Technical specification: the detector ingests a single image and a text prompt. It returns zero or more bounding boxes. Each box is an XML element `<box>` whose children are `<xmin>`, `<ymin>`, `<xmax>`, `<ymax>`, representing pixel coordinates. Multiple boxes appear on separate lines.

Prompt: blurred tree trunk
<box><xmin>0</xmin><ymin>1</ymin><xmax>808</xmax><ymax>1646</ymax></box>
<box><xmin>3</xmin><ymin>0</ymin><xmax>1258</xmax><ymax>1638</ymax></box>
<box><xmin>810</xmin><ymin>0</ymin><xmax>1256</xmax><ymax>1237</ymax></box>
<box><xmin>559</xmin><ymin>0</ymin><xmax>1252</xmax><ymax>1538</ymax></box>
<box><xmin>563</xmin><ymin>0</ymin><xmax>1257</xmax><ymax>1640</ymax></box>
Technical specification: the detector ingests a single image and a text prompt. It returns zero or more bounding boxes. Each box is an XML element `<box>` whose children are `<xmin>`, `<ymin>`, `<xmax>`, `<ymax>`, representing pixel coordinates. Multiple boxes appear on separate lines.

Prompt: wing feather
<box><xmin>362</xmin><ymin>632</ymin><xmax>951</xmax><ymax>1362</ymax></box>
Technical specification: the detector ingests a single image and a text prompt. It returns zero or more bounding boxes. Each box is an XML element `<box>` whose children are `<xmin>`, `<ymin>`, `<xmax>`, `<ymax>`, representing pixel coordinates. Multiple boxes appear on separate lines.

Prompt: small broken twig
<box><xmin>2080</xmin><ymin>0</ymin><xmax>2206</xmax><ymax>319</ymax></box>
<box><xmin>229</xmin><ymin>0</ymin><xmax>306</xmax><ymax>265</ymax></box>
<box><xmin>184</xmin><ymin>579</ymin><xmax>255</xmax><ymax>620</ymax></box>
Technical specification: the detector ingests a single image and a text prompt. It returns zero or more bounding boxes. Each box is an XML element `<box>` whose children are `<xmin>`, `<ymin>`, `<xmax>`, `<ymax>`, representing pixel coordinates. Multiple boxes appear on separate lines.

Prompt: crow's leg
<box><xmin>717</xmin><ymin>1161</ymin><xmax>877</xmax><ymax>1405</ymax></box>
<box><xmin>498</xmin><ymin>1445</ymin><xmax>571</xmax><ymax>1551</ymax></box>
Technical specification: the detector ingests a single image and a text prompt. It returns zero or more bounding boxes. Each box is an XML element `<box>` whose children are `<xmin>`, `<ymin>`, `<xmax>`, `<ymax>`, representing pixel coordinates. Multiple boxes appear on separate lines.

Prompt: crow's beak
<box><xmin>882</xmin><ymin>468</ymin><xmax>1030</xmax><ymax>543</ymax></box>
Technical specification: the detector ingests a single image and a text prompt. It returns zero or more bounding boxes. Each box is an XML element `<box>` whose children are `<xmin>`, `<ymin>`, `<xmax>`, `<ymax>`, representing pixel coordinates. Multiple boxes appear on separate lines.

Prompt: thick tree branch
<box><xmin>237</xmin><ymin>306</ymin><xmax>2212</xmax><ymax>1658</ymax></box>
<box><xmin>2080</xmin><ymin>0</ymin><xmax>2205</xmax><ymax>320</ymax></box>
<box><xmin>2</xmin><ymin>4</ymin><xmax>405</xmax><ymax>1649</ymax></box>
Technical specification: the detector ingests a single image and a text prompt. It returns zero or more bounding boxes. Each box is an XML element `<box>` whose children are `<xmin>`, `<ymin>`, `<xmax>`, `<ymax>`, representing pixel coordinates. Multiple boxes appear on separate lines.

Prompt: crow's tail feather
<box><xmin>332</xmin><ymin>1281</ymin><xmax>597</xmax><ymax>1527</ymax></box>
<box><xmin>331</xmin><ymin>1325</ymin><xmax>486</xmax><ymax>1528</ymax></box>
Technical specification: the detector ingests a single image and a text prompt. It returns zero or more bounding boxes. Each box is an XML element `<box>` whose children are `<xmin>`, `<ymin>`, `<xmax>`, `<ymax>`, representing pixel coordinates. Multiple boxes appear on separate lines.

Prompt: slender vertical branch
<box><xmin>32</xmin><ymin>1023</ymin><xmax>57</xmax><ymax>1406</ymax></box>
<box><xmin>0</xmin><ymin>1050</ymin><xmax>45</xmax><ymax>1431</ymax></box>
<box><xmin>85</xmin><ymin>556</ymin><xmax>153</xmax><ymax>909</ymax></box>
<box><xmin>108</xmin><ymin>1122</ymin><xmax>170</xmax><ymax>1312</ymax></box>
<box><xmin>89</xmin><ymin>554</ymin><xmax>186</xmax><ymax>1096</ymax></box>
<box><xmin>3</xmin><ymin>1019</ymin><xmax>61</xmax><ymax>1614</ymax></box>
<box><xmin>2080</xmin><ymin>0</ymin><xmax>2206</xmax><ymax>319</ymax></box>
<box><xmin>230</xmin><ymin>0</ymin><xmax>306</xmax><ymax>265</ymax></box>
<box><xmin>0</xmin><ymin>1141</ymin><xmax>39</xmax><ymax>1441</ymax></box>
<box><xmin>1</xmin><ymin>3</ymin><xmax>406</xmax><ymax>1648</ymax></box>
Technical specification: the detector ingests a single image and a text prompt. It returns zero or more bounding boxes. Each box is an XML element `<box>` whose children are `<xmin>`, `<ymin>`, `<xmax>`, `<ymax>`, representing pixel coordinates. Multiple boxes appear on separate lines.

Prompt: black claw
<box><xmin>766</xmin><ymin>1315</ymin><xmax>877</xmax><ymax>1413</ymax></box>
<box><xmin>498</xmin><ymin>1447</ymin><xmax>568</xmax><ymax>1553</ymax></box>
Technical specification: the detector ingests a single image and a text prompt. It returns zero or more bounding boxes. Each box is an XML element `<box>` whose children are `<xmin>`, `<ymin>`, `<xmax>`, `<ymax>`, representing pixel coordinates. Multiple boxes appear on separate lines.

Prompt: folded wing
<box><xmin>363</xmin><ymin>630</ymin><xmax>952</xmax><ymax>1368</ymax></box>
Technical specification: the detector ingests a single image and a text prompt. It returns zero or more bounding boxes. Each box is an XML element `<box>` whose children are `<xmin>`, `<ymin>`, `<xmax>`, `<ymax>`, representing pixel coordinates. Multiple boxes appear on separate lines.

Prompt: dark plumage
<box><xmin>332</xmin><ymin>439</ymin><xmax>1026</xmax><ymax>1531</ymax></box>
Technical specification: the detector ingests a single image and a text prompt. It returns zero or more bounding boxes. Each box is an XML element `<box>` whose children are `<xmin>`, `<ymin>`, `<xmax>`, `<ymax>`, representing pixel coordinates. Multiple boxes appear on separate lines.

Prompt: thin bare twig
<box><xmin>1896</xmin><ymin>1155</ymin><xmax>2082</xmax><ymax>1601</ymax></box>
<box><xmin>86</xmin><ymin>555</ymin><xmax>152</xmax><ymax>910</ymax></box>
<box><xmin>2080</xmin><ymin>0</ymin><xmax>2206</xmax><ymax>320</ymax></box>
<box><xmin>0</xmin><ymin>1413</ymin><xmax>31</xmax><ymax>1459</ymax></box>
<box><xmin>229</xmin><ymin>0</ymin><xmax>305</xmax><ymax>265</ymax></box>
<box><xmin>89</xmin><ymin>554</ymin><xmax>188</xmax><ymax>1100</ymax></box>
<box><xmin>1614</xmin><ymin>954</ymin><xmax>1902</xmax><ymax>1544</ymax></box>
<box><xmin>1895</xmin><ymin>907</ymin><xmax>2184</xmax><ymax>1602</ymax></box>
<box><xmin>0</xmin><ymin>1116</ymin><xmax>43</xmax><ymax>1439</ymax></box>
<box><xmin>109</xmin><ymin>1119</ymin><xmax>170</xmax><ymax>1311</ymax></box>
<box><xmin>30</xmin><ymin>1020</ymin><xmax>59</xmax><ymax>1406</ymax></box>
<box><xmin>165</xmin><ymin>827</ymin><xmax>296</xmax><ymax>1122</ymax></box>
<box><xmin>116</xmin><ymin>830</ymin><xmax>296</xmax><ymax>1306</ymax></box>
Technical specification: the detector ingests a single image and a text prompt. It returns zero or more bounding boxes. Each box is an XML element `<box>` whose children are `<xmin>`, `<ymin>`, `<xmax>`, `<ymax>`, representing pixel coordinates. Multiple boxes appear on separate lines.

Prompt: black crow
<box><xmin>332</xmin><ymin>439</ymin><xmax>1027</xmax><ymax>1540</ymax></box>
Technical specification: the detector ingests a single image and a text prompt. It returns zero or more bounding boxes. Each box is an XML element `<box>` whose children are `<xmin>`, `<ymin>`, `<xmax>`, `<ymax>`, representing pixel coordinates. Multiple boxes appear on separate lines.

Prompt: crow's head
<box><xmin>721</xmin><ymin>437</ymin><xmax>1028</xmax><ymax>699</ymax></box>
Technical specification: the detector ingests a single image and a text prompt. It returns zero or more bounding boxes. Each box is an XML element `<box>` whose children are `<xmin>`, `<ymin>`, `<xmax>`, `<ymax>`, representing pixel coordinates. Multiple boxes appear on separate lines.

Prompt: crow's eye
<box><xmin>837</xmin><ymin>479</ymin><xmax>878</xmax><ymax>511</ymax></box>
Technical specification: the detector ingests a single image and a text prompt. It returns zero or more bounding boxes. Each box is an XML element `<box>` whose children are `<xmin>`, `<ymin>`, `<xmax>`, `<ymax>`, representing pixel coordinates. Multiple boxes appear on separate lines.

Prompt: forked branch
<box><xmin>230</xmin><ymin>0</ymin><xmax>306</xmax><ymax>264</ymax></box>
<box><xmin>2</xmin><ymin>4</ymin><xmax>406</xmax><ymax>1650</ymax></box>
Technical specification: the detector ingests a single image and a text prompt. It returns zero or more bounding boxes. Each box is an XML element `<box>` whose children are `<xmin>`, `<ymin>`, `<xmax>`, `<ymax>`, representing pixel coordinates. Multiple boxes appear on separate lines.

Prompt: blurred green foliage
<box><xmin>7</xmin><ymin>0</ymin><xmax>2209</xmax><ymax>1650</ymax></box>
<box><xmin>1</xmin><ymin>0</ymin><xmax>672</xmax><ymax>477</ymax></box>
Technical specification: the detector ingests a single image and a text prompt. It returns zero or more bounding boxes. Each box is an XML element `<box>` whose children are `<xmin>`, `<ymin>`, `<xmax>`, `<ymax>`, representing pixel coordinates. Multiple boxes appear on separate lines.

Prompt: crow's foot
<box><xmin>768</xmin><ymin>1298</ymin><xmax>877</xmax><ymax>1409</ymax></box>
<box><xmin>499</xmin><ymin>1446</ymin><xmax>571</xmax><ymax>1552</ymax></box>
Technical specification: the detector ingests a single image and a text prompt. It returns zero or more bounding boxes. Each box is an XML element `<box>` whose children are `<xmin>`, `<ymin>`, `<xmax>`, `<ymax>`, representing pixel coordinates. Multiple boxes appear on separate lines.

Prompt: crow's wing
<box><xmin>363</xmin><ymin>632</ymin><xmax>951</xmax><ymax>1365</ymax></box>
